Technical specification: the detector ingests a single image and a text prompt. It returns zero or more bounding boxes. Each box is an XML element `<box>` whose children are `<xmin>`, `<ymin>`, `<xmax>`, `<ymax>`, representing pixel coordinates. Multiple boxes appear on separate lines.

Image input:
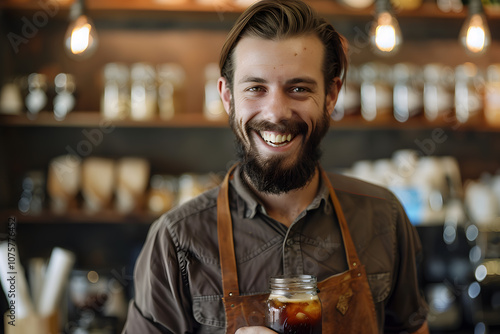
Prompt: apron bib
<box><xmin>217</xmin><ymin>165</ymin><xmax>378</xmax><ymax>333</ymax></box>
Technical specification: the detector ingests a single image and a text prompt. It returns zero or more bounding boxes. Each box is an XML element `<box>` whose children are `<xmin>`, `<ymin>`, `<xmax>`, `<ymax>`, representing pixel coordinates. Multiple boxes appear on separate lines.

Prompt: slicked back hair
<box><xmin>219</xmin><ymin>0</ymin><xmax>348</xmax><ymax>93</ymax></box>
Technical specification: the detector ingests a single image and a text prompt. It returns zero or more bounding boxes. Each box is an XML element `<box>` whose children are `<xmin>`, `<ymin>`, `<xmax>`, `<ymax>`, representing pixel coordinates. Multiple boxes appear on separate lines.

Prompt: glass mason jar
<box><xmin>454</xmin><ymin>62</ymin><xmax>484</xmax><ymax>124</ymax></box>
<box><xmin>53</xmin><ymin>73</ymin><xmax>76</xmax><ymax>121</ymax></box>
<box><xmin>266</xmin><ymin>275</ymin><xmax>322</xmax><ymax>334</ymax></box>
<box><xmin>393</xmin><ymin>62</ymin><xmax>423</xmax><ymax>123</ymax></box>
<box><xmin>25</xmin><ymin>73</ymin><xmax>48</xmax><ymax>119</ymax></box>
<box><xmin>360</xmin><ymin>62</ymin><xmax>393</xmax><ymax>122</ymax></box>
<box><xmin>423</xmin><ymin>63</ymin><xmax>455</xmax><ymax>123</ymax></box>
<box><xmin>485</xmin><ymin>63</ymin><xmax>500</xmax><ymax>127</ymax></box>
<box><xmin>157</xmin><ymin>63</ymin><xmax>185</xmax><ymax>120</ymax></box>
<box><xmin>101</xmin><ymin>63</ymin><xmax>130</xmax><ymax>120</ymax></box>
<box><xmin>203</xmin><ymin>63</ymin><xmax>225</xmax><ymax>120</ymax></box>
<box><xmin>332</xmin><ymin>65</ymin><xmax>361</xmax><ymax>121</ymax></box>
<box><xmin>130</xmin><ymin>62</ymin><xmax>157</xmax><ymax>121</ymax></box>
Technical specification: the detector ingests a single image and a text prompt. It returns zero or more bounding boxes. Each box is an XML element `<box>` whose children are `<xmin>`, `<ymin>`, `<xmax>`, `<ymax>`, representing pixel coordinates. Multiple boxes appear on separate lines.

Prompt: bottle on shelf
<box><xmin>130</xmin><ymin>63</ymin><xmax>157</xmax><ymax>121</ymax></box>
<box><xmin>423</xmin><ymin>63</ymin><xmax>455</xmax><ymax>123</ymax></box>
<box><xmin>25</xmin><ymin>73</ymin><xmax>48</xmax><ymax>120</ymax></box>
<box><xmin>53</xmin><ymin>73</ymin><xmax>76</xmax><ymax>121</ymax></box>
<box><xmin>485</xmin><ymin>64</ymin><xmax>500</xmax><ymax>127</ymax></box>
<box><xmin>157</xmin><ymin>63</ymin><xmax>186</xmax><ymax>121</ymax></box>
<box><xmin>454</xmin><ymin>62</ymin><xmax>484</xmax><ymax>124</ymax></box>
<box><xmin>393</xmin><ymin>62</ymin><xmax>423</xmax><ymax>123</ymax></box>
<box><xmin>332</xmin><ymin>65</ymin><xmax>361</xmax><ymax>121</ymax></box>
<box><xmin>203</xmin><ymin>63</ymin><xmax>225</xmax><ymax>121</ymax></box>
<box><xmin>101</xmin><ymin>63</ymin><xmax>130</xmax><ymax>120</ymax></box>
<box><xmin>360</xmin><ymin>62</ymin><xmax>393</xmax><ymax>122</ymax></box>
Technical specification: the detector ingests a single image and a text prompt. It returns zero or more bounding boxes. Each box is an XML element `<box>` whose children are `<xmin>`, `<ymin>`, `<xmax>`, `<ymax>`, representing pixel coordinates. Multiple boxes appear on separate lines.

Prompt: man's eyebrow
<box><xmin>237</xmin><ymin>76</ymin><xmax>318</xmax><ymax>86</ymax></box>
<box><xmin>286</xmin><ymin>77</ymin><xmax>318</xmax><ymax>86</ymax></box>
<box><xmin>238</xmin><ymin>76</ymin><xmax>267</xmax><ymax>84</ymax></box>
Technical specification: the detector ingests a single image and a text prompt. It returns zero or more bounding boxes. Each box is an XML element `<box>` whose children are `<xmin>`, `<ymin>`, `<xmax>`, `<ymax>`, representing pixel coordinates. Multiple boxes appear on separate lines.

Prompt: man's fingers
<box><xmin>235</xmin><ymin>326</ymin><xmax>277</xmax><ymax>334</ymax></box>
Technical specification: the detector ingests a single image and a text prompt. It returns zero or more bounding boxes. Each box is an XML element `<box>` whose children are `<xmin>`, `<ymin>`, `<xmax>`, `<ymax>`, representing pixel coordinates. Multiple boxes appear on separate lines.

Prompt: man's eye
<box><xmin>247</xmin><ymin>86</ymin><xmax>265</xmax><ymax>92</ymax></box>
<box><xmin>291</xmin><ymin>87</ymin><xmax>308</xmax><ymax>93</ymax></box>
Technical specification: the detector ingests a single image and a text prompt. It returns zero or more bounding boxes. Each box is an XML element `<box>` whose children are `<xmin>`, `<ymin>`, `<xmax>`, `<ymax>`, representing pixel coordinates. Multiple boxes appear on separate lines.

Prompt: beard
<box><xmin>229</xmin><ymin>101</ymin><xmax>331</xmax><ymax>194</ymax></box>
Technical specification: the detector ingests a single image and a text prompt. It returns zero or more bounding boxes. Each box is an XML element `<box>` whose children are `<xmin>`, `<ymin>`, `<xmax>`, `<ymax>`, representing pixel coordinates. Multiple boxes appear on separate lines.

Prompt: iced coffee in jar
<box><xmin>267</xmin><ymin>275</ymin><xmax>322</xmax><ymax>334</ymax></box>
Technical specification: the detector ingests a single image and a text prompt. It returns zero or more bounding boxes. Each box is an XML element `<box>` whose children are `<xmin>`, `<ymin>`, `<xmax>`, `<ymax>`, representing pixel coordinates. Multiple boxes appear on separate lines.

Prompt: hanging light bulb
<box><xmin>64</xmin><ymin>0</ymin><xmax>98</xmax><ymax>60</ymax></box>
<box><xmin>459</xmin><ymin>0</ymin><xmax>491</xmax><ymax>55</ymax></box>
<box><xmin>370</xmin><ymin>0</ymin><xmax>403</xmax><ymax>55</ymax></box>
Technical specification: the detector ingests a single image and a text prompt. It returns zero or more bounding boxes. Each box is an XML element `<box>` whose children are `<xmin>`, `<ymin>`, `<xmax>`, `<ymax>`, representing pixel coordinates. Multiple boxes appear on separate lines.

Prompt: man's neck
<box><xmin>244</xmin><ymin>168</ymin><xmax>321</xmax><ymax>228</ymax></box>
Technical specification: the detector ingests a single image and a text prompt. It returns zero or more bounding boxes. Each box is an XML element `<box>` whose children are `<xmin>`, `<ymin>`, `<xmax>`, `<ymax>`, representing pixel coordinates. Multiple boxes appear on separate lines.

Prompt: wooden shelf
<box><xmin>0</xmin><ymin>111</ymin><xmax>229</xmax><ymax>128</ymax></box>
<box><xmin>1</xmin><ymin>0</ymin><xmax>499</xmax><ymax>19</ymax></box>
<box><xmin>333</xmin><ymin>113</ymin><xmax>500</xmax><ymax>132</ymax></box>
<box><xmin>1</xmin><ymin>111</ymin><xmax>499</xmax><ymax>132</ymax></box>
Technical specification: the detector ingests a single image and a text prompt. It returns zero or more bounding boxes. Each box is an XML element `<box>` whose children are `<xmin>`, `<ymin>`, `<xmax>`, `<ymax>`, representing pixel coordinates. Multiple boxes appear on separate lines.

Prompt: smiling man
<box><xmin>123</xmin><ymin>1</ymin><xmax>429</xmax><ymax>333</ymax></box>
<box><xmin>220</xmin><ymin>34</ymin><xmax>339</xmax><ymax>226</ymax></box>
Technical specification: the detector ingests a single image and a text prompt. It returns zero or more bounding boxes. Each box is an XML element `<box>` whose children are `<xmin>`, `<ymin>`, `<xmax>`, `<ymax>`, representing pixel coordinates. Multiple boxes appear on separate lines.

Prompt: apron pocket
<box><xmin>367</xmin><ymin>272</ymin><xmax>391</xmax><ymax>303</ymax></box>
<box><xmin>193</xmin><ymin>295</ymin><xmax>225</xmax><ymax>328</ymax></box>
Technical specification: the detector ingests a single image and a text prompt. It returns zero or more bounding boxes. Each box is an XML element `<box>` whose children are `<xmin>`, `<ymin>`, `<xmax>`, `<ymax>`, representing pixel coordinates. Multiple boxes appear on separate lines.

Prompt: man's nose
<box><xmin>261</xmin><ymin>90</ymin><xmax>293</xmax><ymax>123</ymax></box>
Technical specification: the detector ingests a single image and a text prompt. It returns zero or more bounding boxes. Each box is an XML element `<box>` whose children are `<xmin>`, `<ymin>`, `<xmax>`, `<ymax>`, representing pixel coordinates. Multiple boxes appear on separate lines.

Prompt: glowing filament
<box><xmin>375</xmin><ymin>25</ymin><xmax>396</xmax><ymax>52</ymax></box>
<box><xmin>70</xmin><ymin>23</ymin><xmax>91</xmax><ymax>54</ymax></box>
<box><xmin>466</xmin><ymin>24</ymin><xmax>486</xmax><ymax>53</ymax></box>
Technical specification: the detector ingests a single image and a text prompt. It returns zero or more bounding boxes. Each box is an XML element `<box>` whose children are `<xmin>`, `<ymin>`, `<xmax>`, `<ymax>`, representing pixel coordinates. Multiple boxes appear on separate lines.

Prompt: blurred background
<box><xmin>0</xmin><ymin>0</ymin><xmax>499</xmax><ymax>333</ymax></box>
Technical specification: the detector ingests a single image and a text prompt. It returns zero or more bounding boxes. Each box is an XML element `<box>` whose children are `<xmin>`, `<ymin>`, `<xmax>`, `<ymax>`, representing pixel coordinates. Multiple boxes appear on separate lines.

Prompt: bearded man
<box><xmin>123</xmin><ymin>1</ymin><xmax>429</xmax><ymax>333</ymax></box>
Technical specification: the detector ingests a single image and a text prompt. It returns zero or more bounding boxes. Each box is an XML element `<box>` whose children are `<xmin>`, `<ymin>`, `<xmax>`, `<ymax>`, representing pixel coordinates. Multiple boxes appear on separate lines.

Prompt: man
<box><xmin>123</xmin><ymin>0</ymin><xmax>429</xmax><ymax>333</ymax></box>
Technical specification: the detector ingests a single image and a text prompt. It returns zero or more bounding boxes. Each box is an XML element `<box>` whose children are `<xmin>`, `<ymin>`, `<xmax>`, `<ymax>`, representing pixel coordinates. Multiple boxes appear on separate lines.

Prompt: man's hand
<box><xmin>235</xmin><ymin>326</ymin><xmax>277</xmax><ymax>333</ymax></box>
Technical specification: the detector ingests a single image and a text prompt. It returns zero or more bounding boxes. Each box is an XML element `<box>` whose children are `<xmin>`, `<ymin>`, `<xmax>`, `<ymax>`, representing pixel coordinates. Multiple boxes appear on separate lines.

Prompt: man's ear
<box><xmin>325</xmin><ymin>77</ymin><xmax>342</xmax><ymax>116</ymax></box>
<box><xmin>218</xmin><ymin>77</ymin><xmax>232</xmax><ymax>115</ymax></box>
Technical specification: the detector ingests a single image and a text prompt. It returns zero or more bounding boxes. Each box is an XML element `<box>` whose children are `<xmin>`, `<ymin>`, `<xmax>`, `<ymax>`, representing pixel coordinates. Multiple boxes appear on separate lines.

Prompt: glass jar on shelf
<box><xmin>130</xmin><ymin>62</ymin><xmax>157</xmax><ymax>121</ymax></box>
<box><xmin>203</xmin><ymin>63</ymin><xmax>225</xmax><ymax>121</ymax></box>
<box><xmin>101</xmin><ymin>63</ymin><xmax>130</xmax><ymax>120</ymax></box>
<box><xmin>393</xmin><ymin>62</ymin><xmax>423</xmax><ymax>123</ymax></box>
<box><xmin>53</xmin><ymin>73</ymin><xmax>76</xmax><ymax>121</ymax></box>
<box><xmin>157</xmin><ymin>63</ymin><xmax>186</xmax><ymax>120</ymax></box>
<box><xmin>485</xmin><ymin>64</ymin><xmax>500</xmax><ymax>127</ymax></box>
<box><xmin>454</xmin><ymin>62</ymin><xmax>484</xmax><ymax>124</ymax></box>
<box><xmin>25</xmin><ymin>73</ymin><xmax>48</xmax><ymax>120</ymax></box>
<box><xmin>147</xmin><ymin>175</ymin><xmax>178</xmax><ymax>214</ymax></box>
<box><xmin>360</xmin><ymin>62</ymin><xmax>393</xmax><ymax>122</ymax></box>
<box><xmin>0</xmin><ymin>77</ymin><xmax>23</xmax><ymax>115</ymax></box>
<box><xmin>332</xmin><ymin>65</ymin><xmax>361</xmax><ymax>121</ymax></box>
<box><xmin>423</xmin><ymin>63</ymin><xmax>455</xmax><ymax>123</ymax></box>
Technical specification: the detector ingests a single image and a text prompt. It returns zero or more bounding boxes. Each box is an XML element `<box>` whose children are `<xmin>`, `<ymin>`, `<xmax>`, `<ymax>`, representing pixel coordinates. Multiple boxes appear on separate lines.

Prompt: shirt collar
<box><xmin>229</xmin><ymin>165</ymin><xmax>333</xmax><ymax>219</ymax></box>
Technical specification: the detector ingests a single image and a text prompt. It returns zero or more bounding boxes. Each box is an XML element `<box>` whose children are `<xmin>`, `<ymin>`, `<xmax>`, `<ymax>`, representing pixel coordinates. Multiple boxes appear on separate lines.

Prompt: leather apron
<box><xmin>217</xmin><ymin>165</ymin><xmax>378</xmax><ymax>333</ymax></box>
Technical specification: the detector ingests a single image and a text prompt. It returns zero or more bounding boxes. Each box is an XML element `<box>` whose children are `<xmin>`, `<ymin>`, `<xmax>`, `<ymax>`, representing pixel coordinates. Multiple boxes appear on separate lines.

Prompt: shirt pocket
<box><xmin>367</xmin><ymin>272</ymin><xmax>391</xmax><ymax>303</ymax></box>
<box><xmin>192</xmin><ymin>295</ymin><xmax>225</xmax><ymax>329</ymax></box>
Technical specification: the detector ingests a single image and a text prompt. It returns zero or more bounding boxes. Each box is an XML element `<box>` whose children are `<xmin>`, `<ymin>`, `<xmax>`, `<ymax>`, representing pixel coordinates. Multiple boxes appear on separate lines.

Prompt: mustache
<box><xmin>245</xmin><ymin>118</ymin><xmax>308</xmax><ymax>136</ymax></box>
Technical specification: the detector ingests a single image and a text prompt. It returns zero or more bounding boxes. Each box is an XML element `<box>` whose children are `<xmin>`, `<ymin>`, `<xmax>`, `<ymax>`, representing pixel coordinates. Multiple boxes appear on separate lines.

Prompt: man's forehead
<box><xmin>232</xmin><ymin>35</ymin><xmax>325</xmax><ymax>79</ymax></box>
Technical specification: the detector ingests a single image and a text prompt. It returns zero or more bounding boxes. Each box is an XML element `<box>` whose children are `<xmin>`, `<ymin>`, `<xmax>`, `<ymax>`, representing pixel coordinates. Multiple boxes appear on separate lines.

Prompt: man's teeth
<box><xmin>261</xmin><ymin>132</ymin><xmax>293</xmax><ymax>146</ymax></box>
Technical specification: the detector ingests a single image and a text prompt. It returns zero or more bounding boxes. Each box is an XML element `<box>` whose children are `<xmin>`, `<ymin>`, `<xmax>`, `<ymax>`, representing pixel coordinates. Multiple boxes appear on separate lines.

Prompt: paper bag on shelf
<box><xmin>81</xmin><ymin>157</ymin><xmax>115</xmax><ymax>213</ymax></box>
<box><xmin>115</xmin><ymin>157</ymin><xmax>150</xmax><ymax>213</ymax></box>
<box><xmin>47</xmin><ymin>155</ymin><xmax>81</xmax><ymax>214</ymax></box>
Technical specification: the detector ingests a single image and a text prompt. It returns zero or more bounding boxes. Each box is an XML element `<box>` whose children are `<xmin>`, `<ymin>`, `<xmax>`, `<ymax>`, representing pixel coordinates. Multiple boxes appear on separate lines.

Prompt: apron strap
<box><xmin>217</xmin><ymin>164</ymin><xmax>240</xmax><ymax>298</ymax></box>
<box><xmin>320</xmin><ymin>167</ymin><xmax>362</xmax><ymax>271</ymax></box>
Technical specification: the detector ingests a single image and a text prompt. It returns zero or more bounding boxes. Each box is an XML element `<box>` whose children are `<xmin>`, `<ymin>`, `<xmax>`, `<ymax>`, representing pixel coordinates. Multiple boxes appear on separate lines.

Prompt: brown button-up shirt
<box><xmin>123</xmin><ymin>165</ymin><xmax>428</xmax><ymax>333</ymax></box>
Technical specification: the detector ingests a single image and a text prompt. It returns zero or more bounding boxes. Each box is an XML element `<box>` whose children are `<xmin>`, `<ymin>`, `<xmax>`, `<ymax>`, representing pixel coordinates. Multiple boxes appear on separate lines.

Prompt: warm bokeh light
<box><xmin>460</xmin><ymin>12</ymin><xmax>491</xmax><ymax>55</ymax></box>
<box><xmin>465</xmin><ymin>15</ymin><xmax>488</xmax><ymax>53</ymax></box>
<box><xmin>375</xmin><ymin>25</ymin><xmax>396</xmax><ymax>52</ymax></box>
<box><xmin>370</xmin><ymin>12</ymin><xmax>402</xmax><ymax>55</ymax></box>
<box><xmin>71</xmin><ymin>23</ymin><xmax>91</xmax><ymax>54</ymax></box>
<box><xmin>65</xmin><ymin>14</ymin><xmax>98</xmax><ymax>60</ymax></box>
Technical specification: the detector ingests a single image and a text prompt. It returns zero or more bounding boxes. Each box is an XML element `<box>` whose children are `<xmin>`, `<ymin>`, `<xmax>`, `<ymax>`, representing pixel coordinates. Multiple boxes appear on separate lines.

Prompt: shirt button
<box><xmin>286</xmin><ymin>239</ymin><xmax>294</xmax><ymax>246</ymax></box>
